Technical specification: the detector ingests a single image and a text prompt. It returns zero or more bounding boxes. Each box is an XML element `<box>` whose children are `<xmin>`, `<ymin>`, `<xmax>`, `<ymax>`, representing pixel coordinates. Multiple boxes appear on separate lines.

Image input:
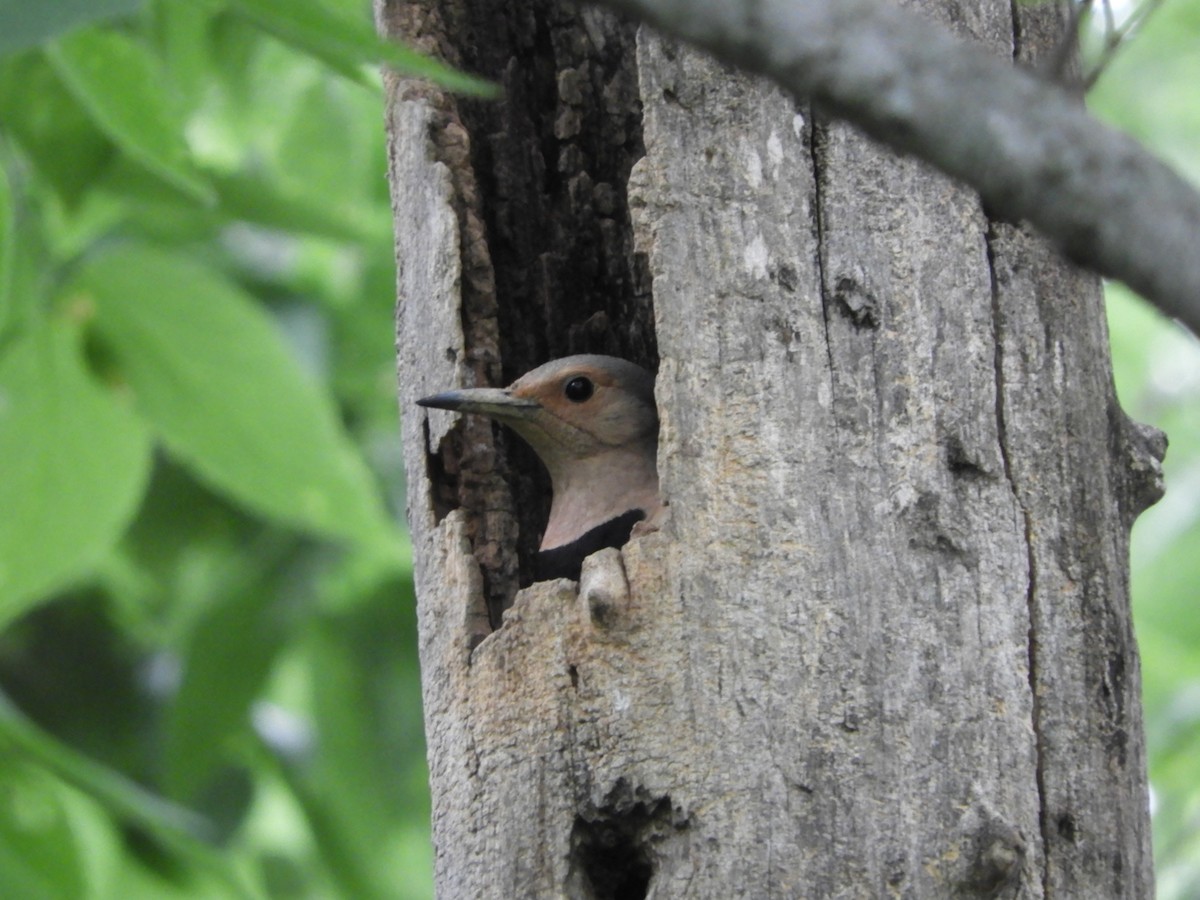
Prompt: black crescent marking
<box><xmin>535</xmin><ymin>509</ymin><xmax>646</xmax><ymax>581</ymax></box>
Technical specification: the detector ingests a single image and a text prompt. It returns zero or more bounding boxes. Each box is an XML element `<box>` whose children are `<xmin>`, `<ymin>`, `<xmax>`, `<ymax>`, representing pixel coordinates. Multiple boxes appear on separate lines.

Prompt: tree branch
<box><xmin>593</xmin><ymin>0</ymin><xmax>1200</xmax><ymax>335</ymax></box>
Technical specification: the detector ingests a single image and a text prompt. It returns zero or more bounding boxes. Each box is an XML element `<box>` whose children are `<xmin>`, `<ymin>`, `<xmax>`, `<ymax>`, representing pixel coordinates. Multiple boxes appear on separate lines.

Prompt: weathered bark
<box><xmin>378</xmin><ymin>0</ymin><xmax>1163</xmax><ymax>896</ymax></box>
<box><xmin>593</xmin><ymin>0</ymin><xmax>1200</xmax><ymax>338</ymax></box>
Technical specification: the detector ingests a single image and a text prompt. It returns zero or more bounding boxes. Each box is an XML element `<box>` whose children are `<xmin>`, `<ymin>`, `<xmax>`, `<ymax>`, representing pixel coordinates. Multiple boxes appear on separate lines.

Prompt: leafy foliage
<box><xmin>0</xmin><ymin>322</ymin><xmax>151</xmax><ymax>623</ymax></box>
<box><xmin>0</xmin><ymin>0</ymin><xmax>465</xmax><ymax>895</ymax></box>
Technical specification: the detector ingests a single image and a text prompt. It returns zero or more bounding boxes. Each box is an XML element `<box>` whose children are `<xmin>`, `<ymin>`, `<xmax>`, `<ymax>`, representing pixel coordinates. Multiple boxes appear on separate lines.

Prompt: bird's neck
<box><xmin>540</xmin><ymin>442</ymin><xmax>660</xmax><ymax>551</ymax></box>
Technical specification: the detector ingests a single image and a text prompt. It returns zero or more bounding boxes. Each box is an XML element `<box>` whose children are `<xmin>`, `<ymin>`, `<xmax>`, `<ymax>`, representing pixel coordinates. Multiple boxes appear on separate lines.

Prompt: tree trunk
<box><xmin>377</xmin><ymin>0</ymin><xmax>1164</xmax><ymax>896</ymax></box>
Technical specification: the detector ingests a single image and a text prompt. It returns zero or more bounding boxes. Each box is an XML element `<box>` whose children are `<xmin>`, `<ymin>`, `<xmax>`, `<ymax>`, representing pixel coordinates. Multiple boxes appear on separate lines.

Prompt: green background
<box><xmin>0</xmin><ymin>0</ymin><xmax>1195</xmax><ymax>897</ymax></box>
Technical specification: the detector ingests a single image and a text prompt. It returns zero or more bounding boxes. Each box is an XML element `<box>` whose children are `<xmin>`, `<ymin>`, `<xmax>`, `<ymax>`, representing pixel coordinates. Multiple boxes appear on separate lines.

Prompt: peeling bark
<box><xmin>379</xmin><ymin>0</ymin><xmax>1161</xmax><ymax>895</ymax></box>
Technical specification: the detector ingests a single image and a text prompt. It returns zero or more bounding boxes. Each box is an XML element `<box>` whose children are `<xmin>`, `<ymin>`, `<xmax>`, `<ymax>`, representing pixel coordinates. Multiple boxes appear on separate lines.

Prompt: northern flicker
<box><xmin>417</xmin><ymin>355</ymin><xmax>661</xmax><ymax>581</ymax></box>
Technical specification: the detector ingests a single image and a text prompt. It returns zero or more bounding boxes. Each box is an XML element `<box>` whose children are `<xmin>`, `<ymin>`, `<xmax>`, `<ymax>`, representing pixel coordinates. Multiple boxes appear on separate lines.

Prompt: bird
<box><xmin>417</xmin><ymin>355</ymin><xmax>661</xmax><ymax>581</ymax></box>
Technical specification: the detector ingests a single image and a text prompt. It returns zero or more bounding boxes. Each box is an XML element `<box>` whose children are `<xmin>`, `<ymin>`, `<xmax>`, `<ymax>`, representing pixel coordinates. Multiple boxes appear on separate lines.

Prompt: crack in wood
<box><xmin>984</xmin><ymin>215</ymin><xmax>1049</xmax><ymax>900</ymax></box>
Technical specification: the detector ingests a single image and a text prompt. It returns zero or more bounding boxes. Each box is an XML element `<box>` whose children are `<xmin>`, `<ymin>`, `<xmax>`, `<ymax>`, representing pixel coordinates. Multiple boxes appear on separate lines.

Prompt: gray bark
<box><xmin>378</xmin><ymin>0</ymin><xmax>1163</xmax><ymax>896</ymax></box>
<box><xmin>593</xmin><ymin>0</ymin><xmax>1200</xmax><ymax>338</ymax></box>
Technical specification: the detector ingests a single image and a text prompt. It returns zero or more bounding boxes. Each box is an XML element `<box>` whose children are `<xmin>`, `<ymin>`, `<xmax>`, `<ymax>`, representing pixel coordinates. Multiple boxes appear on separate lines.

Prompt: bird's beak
<box><xmin>416</xmin><ymin>388</ymin><xmax>541</xmax><ymax>421</ymax></box>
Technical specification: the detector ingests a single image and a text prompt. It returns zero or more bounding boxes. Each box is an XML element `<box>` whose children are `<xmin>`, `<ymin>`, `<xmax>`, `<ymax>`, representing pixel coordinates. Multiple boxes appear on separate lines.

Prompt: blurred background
<box><xmin>0</xmin><ymin>1</ymin><xmax>1195</xmax><ymax>897</ymax></box>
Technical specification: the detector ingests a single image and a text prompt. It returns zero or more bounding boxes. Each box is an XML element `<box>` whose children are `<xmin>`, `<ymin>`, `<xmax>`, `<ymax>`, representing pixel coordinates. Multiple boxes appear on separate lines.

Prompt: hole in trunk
<box><xmin>569</xmin><ymin>782</ymin><xmax>685</xmax><ymax>900</ymax></box>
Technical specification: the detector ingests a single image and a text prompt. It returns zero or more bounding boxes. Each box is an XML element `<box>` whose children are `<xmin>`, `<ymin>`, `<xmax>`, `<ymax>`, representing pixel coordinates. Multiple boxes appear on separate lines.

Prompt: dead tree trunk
<box><xmin>377</xmin><ymin>0</ymin><xmax>1164</xmax><ymax>896</ymax></box>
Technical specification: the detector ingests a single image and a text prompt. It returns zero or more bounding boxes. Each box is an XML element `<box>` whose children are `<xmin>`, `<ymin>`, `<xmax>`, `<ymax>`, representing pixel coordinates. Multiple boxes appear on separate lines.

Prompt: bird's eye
<box><xmin>563</xmin><ymin>376</ymin><xmax>594</xmax><ymax>403</ymax></box>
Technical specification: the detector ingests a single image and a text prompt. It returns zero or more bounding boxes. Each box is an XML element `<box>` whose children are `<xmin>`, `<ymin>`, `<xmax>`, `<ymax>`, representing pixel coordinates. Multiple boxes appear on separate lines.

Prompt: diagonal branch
<box><xmin>594</xmin><ymin>0</ymin><xmax>1200</xmax><ymax>335</ymax></box>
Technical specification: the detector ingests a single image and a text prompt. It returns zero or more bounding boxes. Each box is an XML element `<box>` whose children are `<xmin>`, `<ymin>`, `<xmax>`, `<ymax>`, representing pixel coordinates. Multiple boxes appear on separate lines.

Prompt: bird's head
<box><xmin>416</xmin><ymin>355</ymin><xmax>658</xmax><ymax>467</ymax></box>
<box><xmin>418</xmin><ymin>355</ymin><xmax>662</xmax><ymax>555</ymax></box>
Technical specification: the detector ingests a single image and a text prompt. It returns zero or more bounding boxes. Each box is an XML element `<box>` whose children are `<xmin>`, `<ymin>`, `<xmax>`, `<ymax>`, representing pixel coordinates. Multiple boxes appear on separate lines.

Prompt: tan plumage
<box><xmin>417</xmin><ymin>356</ymin><xmax>661</xmax><ymax>574</ymax></box>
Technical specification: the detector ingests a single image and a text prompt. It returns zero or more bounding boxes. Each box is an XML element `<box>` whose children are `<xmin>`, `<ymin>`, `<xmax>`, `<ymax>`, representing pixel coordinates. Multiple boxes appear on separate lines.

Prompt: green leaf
<box><xmin>0</xmin><ymin>321</ymin><xmax>152</xmax><ymax>627</ymax></box>
<box><xmin>0</xmin><ymin>693</ymin><xmax>209</xmax><ymax>842</ymax></box>
<box><xmin>0</xmin><ymin>53</ymin><xmax>115</xmax><ymax>206</ymax></box>
<box><xmin>0</xmin><ymin>756</ymin><xmax>95</xmax><ymax>899</ymax></box>
<box><xmin>274</xmin><ymin>604</ymin><xmax>429</xmax><ymax>900</ymax></box>
<box><xmin>0</xmin><ymin>693</ymin><xmax>267</xmax><ymax>900</ymax></box>
<box><xmin>104</xmin><ymin>459</ymin><xmax>261</xmax><ymax>628</ymax></box>
<box><xmin>0</xmin><ymin>0</ymin><xmax>144</xmax><ymax>58</ymax></box>
<box><xmin>212</xmin><ymin>170</ymin><xmax>378</xmax><ymax>242</ymax></box>
<box><xmin>47</xmin><ymin>28</ymin><xmax>213</xmax><ymax>203</ymax></box>
<box><xmin>164</xmin><ymin>535</ymin><xmax>297</xmax><ymax>801</ymax></box>
<box><xmin>152</xmin><ymin>0</ymin><xmax>220</xmax><ymax>111</ymax></box>
<box><xmin>227</xmin><ymin>0</ymin><xmax>497</xmax><ymax>95</ymax></box>
<box><xmin>77</xmin><ymin>244</ymin><xmax>399</xmax><ymax>549</ymax></box>
<box><xmin>0</xmin><ymin>159</ymin><xmax>12</xmax><ymax>335</ymax></box>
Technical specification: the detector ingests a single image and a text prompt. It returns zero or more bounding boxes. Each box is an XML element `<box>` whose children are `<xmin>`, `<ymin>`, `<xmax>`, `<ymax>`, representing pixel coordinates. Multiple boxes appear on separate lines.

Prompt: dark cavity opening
<box><xmin>443</xmin><ymin>3</ymin><xmax>657</xmax><ymax>618</ymax></box>
<box><xmin>569</xmin><ymin>783</ymin><xmax>683</xmax><ymax>900</ymax></box>
<box><xmin>572</xmin><ymin>817</ymin><xmax>653</xmax><ymax>900</ymax></box>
